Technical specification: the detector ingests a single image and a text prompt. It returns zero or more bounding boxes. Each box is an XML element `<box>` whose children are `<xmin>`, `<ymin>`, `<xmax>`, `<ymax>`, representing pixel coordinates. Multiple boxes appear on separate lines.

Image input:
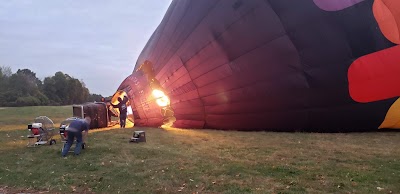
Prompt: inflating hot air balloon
<box><xmin>113</xmin><ymin>0</ymin><xmax>400</xmax><ymax>131</ymax></box>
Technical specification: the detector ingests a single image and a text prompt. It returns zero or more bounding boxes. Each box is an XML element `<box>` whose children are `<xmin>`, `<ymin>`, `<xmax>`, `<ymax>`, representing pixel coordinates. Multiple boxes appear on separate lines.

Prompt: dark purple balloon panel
<box><xmin>120</xmin><ymin>0</ymin><xmax>397</xmax><ymax>131</ymax></box>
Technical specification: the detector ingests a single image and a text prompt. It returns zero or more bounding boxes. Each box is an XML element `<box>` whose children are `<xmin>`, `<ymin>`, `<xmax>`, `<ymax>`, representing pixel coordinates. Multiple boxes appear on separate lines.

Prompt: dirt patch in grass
<box><xmin>0</xmin><ymin>186</ymin><xmax>46</xmax><ymax>194</ymax></box>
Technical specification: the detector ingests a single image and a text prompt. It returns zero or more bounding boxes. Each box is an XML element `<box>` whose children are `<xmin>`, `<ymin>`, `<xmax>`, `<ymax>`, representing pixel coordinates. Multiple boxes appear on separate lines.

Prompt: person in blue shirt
<box><xmin>61</xmin><ymin>116</ymin><xmax>91</xmax><ymax>157</ymax></box>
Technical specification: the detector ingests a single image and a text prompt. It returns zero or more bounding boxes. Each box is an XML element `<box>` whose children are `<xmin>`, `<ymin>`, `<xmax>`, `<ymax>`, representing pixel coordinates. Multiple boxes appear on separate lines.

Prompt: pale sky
<box><xmin>0</xmin><ymin>0</ymin><xmax>171</xmax><ymax>96</ymax></box>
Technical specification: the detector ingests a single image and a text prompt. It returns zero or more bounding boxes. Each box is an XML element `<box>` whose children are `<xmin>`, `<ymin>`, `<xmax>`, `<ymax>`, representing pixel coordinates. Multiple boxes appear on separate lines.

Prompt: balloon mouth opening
<box><xmin>110</xmin><ymin>90</ymin><xmax>134</xmax><ymax>126</ymax></box>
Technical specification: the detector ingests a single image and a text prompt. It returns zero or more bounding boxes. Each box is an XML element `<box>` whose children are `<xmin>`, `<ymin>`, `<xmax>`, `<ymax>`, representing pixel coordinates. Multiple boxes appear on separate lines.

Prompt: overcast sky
<box><xmin>0</xmin><ymin>0</ymin><xmax>171</xmax><ymax>96</ymax></box>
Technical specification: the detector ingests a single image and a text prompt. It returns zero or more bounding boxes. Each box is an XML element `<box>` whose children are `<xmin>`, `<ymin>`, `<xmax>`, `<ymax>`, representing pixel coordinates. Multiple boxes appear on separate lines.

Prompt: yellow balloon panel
<box><xmin>379</xmin><ymin>98</ymin><xmax>400</xmax><ymax>129</ymax></box>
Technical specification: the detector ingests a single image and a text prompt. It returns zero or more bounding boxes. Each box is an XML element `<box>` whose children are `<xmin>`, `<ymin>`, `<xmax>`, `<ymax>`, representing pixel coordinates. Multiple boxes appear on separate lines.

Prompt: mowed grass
<box><xmin>0</xmin><ymin>106</ymin><xmax>400</xmax><ymax>193</ymax></box>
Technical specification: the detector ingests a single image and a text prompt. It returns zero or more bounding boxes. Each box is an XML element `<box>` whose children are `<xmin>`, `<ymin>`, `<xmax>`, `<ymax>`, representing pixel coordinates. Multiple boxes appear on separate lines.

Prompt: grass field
<box><xmin>0</xmin><ymin>106</ymin><xmax>399</xmax><ymax>193</ymax></box>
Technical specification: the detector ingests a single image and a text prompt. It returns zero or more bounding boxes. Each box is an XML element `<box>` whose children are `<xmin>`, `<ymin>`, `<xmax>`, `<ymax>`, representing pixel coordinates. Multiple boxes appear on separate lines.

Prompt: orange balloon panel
<box><xmin>373</xmin><ymin>0</ymin><xmax>400</xmax><ymax>44</ymax></box>
<box><xmin>348</xmin><ymin>45</ymin><xmax>400</xmax><ymax>103</ymax></box>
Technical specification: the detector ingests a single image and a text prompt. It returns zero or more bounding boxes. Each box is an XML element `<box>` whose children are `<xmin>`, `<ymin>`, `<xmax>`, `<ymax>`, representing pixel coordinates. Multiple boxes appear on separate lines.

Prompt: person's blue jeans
<box><xmin>61</xmin><ymin>130</ymin><xmax>83</xmax><ymax>157</ymax></box>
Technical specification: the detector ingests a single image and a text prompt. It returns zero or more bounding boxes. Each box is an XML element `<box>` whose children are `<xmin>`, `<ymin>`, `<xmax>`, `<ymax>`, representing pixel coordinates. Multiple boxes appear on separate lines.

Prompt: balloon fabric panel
<box><xmin>373</xmin><ymin>0</ymin><xmax>400</xmax><ymax>44</ymax></box>
<box><xmin>313</xmin><ymin>0</ymin><xmax>366</xmax><ymax>11</ymax></box>
<box><xmin>117</xmin><ymin>0</ymin><xmax>399</xmax><ymax>131</ymax></box>
<box><xmin>348</xmin><ymin>45</ymin><xmax>400</xmax><ymax>103</ymax></box>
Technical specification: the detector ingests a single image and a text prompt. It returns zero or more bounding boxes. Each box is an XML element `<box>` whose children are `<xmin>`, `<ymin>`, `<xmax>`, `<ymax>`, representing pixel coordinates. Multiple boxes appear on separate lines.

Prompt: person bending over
<box><xmin>61</xmin><ymin>116</ymin><xmax>91</xmax><ymax>157</ymax></box>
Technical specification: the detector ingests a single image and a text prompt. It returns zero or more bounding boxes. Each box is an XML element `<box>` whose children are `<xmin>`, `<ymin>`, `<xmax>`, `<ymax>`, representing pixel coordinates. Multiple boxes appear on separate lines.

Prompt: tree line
<box><xmin>0</xmin><ymin>66</ymin><xmax>103</xmax><ymax>107</ymax></box>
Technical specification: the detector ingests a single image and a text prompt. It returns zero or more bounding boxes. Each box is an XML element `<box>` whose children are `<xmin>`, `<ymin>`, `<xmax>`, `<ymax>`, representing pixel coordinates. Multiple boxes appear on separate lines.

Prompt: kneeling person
<box><xmin>62</xmin><ymin>116</ymin><xmax>91</xmax><ymax>157</ymax></box>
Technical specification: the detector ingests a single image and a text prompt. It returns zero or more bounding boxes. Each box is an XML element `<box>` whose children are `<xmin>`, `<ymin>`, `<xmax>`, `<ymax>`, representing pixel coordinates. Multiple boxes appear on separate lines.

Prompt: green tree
<box><xmin>88</xmin><ymin>93</ymin><xmax>103</xmax><ymax>102</ymax></box>
<box><xmin>53</xmin><ymin>72</ymin><xmax>69</xmax><ymax>104</ymax></box>
<box><xmin>1</xmin><ymin>68</ymin><xmax>99</xmax><ymax>106</ymax></box>
<box><xmin>0</xmin><ymin>66</ymin><xmax>11</xmax><ymax>91</ymax></box>
<box><xmin>9</xmin><ymin>69</ymin><xmax>42</xmax><ymax>96</ymax></box>
<box><xmin>43</xmin><ymin>76</ymin><xmax>61</xmax><ymax>104</ymax></box>
<box><xmin>0</xmin><ymin>66</ymin><xmax>12</xmax><ymax>77</ymax></box>
<box><xmin>42</xmin><ymin>72</ymin><xmax>92</xmax><ymax>105</ymax></box>
<box><xmin>16</xmin><ymin>96</ymin><xmax>41</xmax><ymax>106</ymax></box>
<box><xmin>79</xmin><ymin>80</ymin><xmax>90</xmax><ymax>103</ymax></box>
<box><xmin>0</xmin><ymin>66</ymin><xmax>11</xmax><ymax>106</ymax></box>
<box><xmin>4</xmin><ymin>69</ymin><xmax>47</xmax><ymax>106</ymax></box>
